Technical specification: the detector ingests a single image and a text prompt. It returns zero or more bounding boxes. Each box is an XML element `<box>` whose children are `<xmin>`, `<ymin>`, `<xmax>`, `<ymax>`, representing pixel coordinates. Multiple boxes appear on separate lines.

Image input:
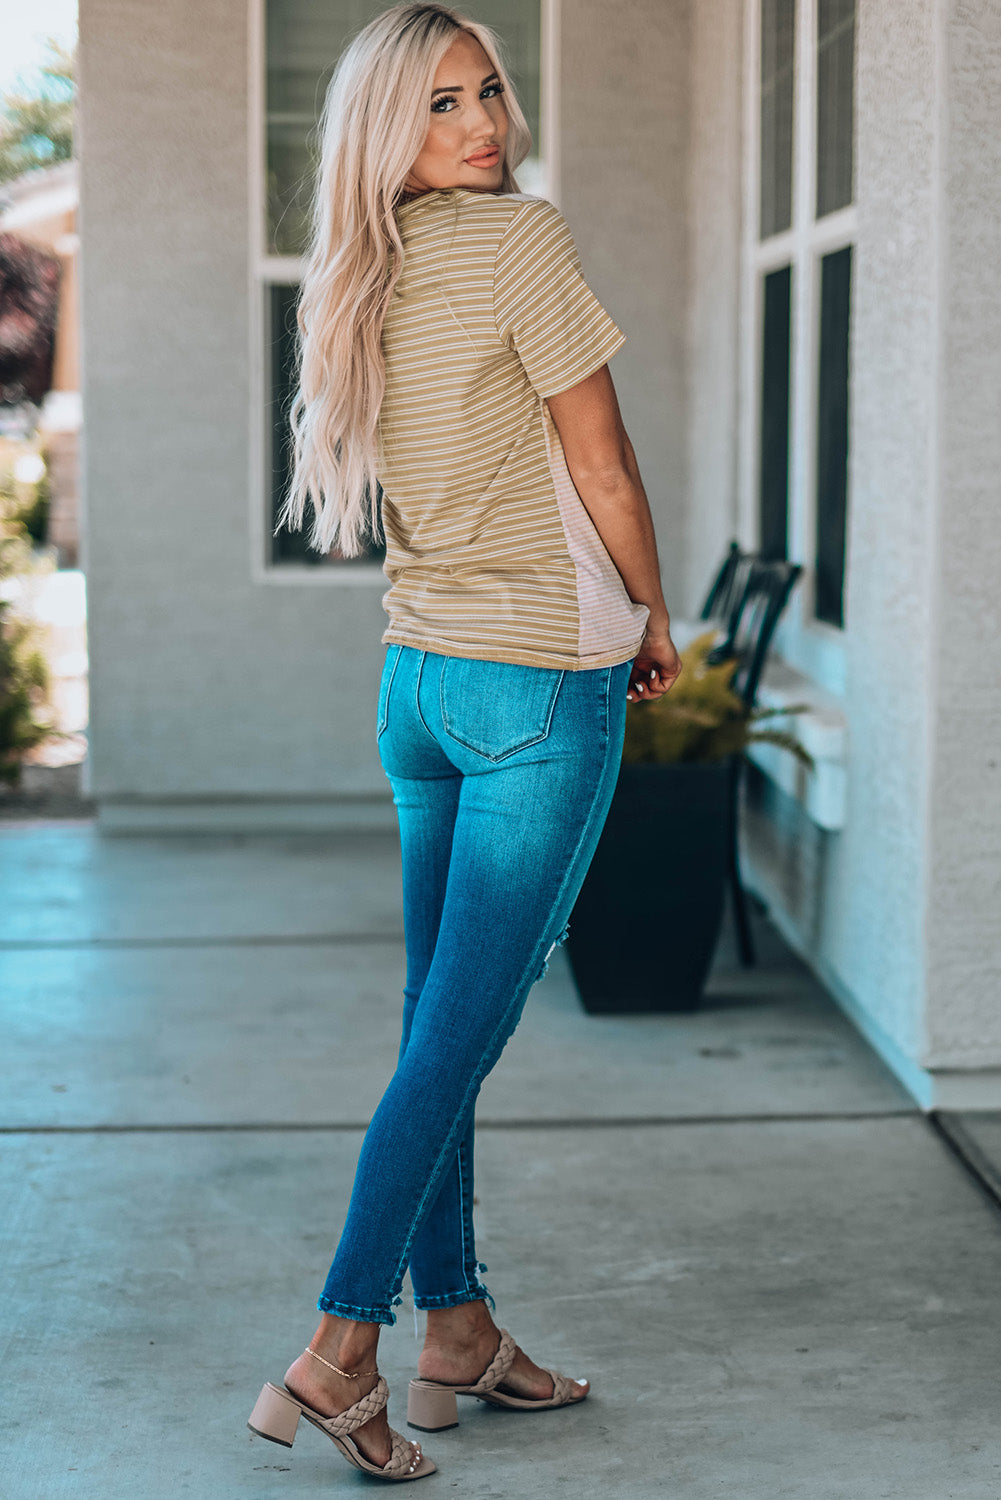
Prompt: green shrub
<box><xmin>0</xmin><ymin>488</ymin><xmax>57</xmax><ymax>785</ymax></box>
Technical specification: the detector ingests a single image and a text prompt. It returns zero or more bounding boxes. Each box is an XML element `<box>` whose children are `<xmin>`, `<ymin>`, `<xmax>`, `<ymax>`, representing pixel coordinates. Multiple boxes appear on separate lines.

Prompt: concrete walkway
<box><xmin>1</xmin><ymin>823</ymin><xmax>1000</xmax><ymax>1498</ymax></box>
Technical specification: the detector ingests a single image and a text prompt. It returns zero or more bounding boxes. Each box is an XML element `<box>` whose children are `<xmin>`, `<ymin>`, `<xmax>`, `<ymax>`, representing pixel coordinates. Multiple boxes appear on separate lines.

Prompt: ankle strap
<box><xmin>303</xmin><ymin>1344</ymin><xmax>379</xmax><ymax>1379</ymax></box>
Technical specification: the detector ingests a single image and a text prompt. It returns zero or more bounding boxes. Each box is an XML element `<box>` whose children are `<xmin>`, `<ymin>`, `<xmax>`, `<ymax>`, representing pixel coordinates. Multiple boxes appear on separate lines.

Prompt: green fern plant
<box><xmin>622</xmin><ymin>629</ymin><xmax>816</xmax><ymax>770</ymax></box>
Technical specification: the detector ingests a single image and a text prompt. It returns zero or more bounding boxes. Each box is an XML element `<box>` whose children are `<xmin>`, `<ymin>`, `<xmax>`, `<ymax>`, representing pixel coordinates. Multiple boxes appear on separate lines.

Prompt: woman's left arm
<box><xmin>546</xmin><ymin>364</ymin><xmax>681</xmax><ymax>701</ymax></box>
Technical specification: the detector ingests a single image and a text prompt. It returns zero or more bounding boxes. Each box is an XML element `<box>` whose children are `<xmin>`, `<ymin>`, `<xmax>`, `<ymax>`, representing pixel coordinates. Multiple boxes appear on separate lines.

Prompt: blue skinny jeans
<box><xmin>318</xmin><ymin>645</ymin><xmax>633</xmax><ymax>1324</ymax></box>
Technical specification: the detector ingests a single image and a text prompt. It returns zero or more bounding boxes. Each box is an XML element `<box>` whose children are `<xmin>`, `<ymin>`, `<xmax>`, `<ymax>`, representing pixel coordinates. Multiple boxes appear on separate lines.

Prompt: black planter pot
<box><xmin>566</xmin><ymin>758</ymin><xmax>733</xmax><ymax>1013</ymax></box>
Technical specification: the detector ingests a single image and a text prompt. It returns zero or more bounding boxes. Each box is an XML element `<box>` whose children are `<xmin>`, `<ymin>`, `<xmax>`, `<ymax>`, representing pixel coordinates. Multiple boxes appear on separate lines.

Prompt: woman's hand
<box><xmin>626</xmin><ymin>621</ymin><xmax>682</xmax><ymax>702</ymax></box>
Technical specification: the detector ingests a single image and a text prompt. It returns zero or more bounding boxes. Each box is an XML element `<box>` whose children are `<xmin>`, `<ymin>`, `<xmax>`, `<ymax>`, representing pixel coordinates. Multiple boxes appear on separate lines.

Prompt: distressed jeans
<box><xmin>317</xmin><ymin>644</ymin><xmax>633</xmax><ymax>1324</ymax></box>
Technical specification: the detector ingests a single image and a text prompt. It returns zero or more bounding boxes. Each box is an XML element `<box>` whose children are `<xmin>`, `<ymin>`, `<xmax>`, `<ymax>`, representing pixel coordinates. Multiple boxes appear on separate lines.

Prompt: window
<box><xmin>759</xmin><ymin>0</ymin><xmax>795</xmax><ymax>239</ymax></box>
<box><xmin>255</xmin><ymin>0</ymin><xmax>544</xmax><ymax>573</ymax></box>
<box><xmin>743</xmin><ymin>0</ymin><xmax>856</xmax><ymax>685</ymax></box>
<box><xmin>815</xmin><ymin>245</ymin><xmax>851</xmax><ymax>626</ymax></box>
<box><xmin>816</xmin><ymin>0</ymin><xmax>855</xmax><ymax>219</ymax></box>
<box><xmin>759</xmin><ymin>266</ymin><xmax>792</xmax><ymax>563</ymax></box>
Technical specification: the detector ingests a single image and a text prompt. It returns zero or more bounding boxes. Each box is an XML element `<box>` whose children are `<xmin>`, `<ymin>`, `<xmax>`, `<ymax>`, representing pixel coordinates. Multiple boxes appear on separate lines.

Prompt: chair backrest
<box><xmin>706</xmin><ymin>558</ymin><xmax>803</xmax><ymax>708</ymax></box>
<box><xmin>699</xmin><ymin>540</ymin><xmax>757</xmax><ymax>644</ymax></box>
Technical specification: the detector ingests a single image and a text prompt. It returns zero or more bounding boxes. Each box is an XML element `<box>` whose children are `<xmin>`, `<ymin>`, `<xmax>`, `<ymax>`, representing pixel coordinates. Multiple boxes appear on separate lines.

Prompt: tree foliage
<box><xmin>0</xmin><ymin>39</ymin><xmax>75</xmax><ymax>185</ymax></box>
<box><xmin>0</xmin><ymin>234</ymin><xmax>61</xmax><ymax>403</ymax></box>
<box><xmin>0</xmin><ymin>488</ymin><xmax>56</xmax><ymax>785</ymax></box>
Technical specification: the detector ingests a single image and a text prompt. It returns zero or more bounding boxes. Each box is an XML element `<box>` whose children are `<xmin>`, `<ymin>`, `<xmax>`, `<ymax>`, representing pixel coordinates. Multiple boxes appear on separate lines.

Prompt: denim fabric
<box><xmin>317</xmin><ymin>645</ymin><xmax>633</xmax><ymax>1324</ymax></box>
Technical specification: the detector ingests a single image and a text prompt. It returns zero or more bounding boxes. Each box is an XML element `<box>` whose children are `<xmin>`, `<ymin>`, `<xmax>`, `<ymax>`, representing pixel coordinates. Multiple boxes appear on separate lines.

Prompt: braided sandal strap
<box><xmin>467</xmin><ymin>1327</ymin><xmax>518</xmax><ymax>1395</ymax></box>
<box><xmin>545</xmin><ymin>1368</ymin><xmax>584</xmax><ymax>1405</ymax></box>
<box><xmin>313</xmin><ymin>1377</ymin><xmax>424</xmax><ymax>1476</ymax></box>
<box><xmin>383</xmin><ymin>1425</ymin><xmax>425</xmax><ymax>1478</ymax></box>
<box><xmin>317</xmin><ymin>1374</ymin><xmax>390</xmax><ymax>1438</ymax></box>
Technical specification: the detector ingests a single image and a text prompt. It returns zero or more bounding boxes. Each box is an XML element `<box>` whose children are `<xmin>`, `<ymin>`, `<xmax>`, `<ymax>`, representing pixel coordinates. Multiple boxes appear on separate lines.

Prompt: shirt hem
<box><xmin>380</xmin><ymin>628</ymin><xmax>645</xmax><ymax>672</ymax></box>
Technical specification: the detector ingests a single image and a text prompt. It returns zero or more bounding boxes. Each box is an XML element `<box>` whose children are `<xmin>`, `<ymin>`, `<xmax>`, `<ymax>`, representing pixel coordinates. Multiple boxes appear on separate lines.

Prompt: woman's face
<box><xmin>402</xmin><ymin>31</ymin><xmax>509</xmax><ymax>196</ymax></box>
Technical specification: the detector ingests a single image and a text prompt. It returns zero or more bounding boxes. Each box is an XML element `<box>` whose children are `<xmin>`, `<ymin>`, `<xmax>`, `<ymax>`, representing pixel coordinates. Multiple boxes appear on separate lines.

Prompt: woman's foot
<box><xmin>417</xmin><ymin>1299</ymin><xmax>589</xmax><ymax>1403</ymax></box>
<box><xmin>283</xmin><ymin>1314</ymin><xmax>418</xmax><ymax>1472</ymax></box>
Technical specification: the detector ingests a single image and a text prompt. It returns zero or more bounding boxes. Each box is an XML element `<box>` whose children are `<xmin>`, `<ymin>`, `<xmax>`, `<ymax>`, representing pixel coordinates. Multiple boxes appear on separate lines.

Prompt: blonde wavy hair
<box><xmin>274</xmin><ymin>2</ymin><xmax>533</xmax><ymax>559</ymax></box>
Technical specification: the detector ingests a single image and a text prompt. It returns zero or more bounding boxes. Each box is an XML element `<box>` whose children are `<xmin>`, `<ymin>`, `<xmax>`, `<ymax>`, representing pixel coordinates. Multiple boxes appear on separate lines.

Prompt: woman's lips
<box><xmin>464</xmin><ymin>147</ymin><xmax>501</xmax><ymax>167</ymax></box>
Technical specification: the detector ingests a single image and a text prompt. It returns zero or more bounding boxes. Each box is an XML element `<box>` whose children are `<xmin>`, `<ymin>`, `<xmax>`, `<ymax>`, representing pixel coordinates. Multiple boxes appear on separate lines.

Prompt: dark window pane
<box><xmin>814</xmin><ymin>245</ymin><xmax>852</xmax><ymax>626</ymax></box>
<box><xmin>759</xmin><ymin>266</ymin><xmax>792</xmax><ymax>561</ymax></box>
<box><xmin>760</xmin><ymin>0</ymin><xmax>796</xmax><ymax>238</ymax></box>
<box><xmin>266</xmin><ymin>0</ymin><xmax>543</xmax><ymax>255</ymax></box>
<box><xmin>816</xmin><ymin>0</ymin><xmax>855</xmax><ymax>217</ymax></box>
<box><xmin>268</xmin><ymin>283</ymin><xmax>385</xmax><ymax>566</ymax></box>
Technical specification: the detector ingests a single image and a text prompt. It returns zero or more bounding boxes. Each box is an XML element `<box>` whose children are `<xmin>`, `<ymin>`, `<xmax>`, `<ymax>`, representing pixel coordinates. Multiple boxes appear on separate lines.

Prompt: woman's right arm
<box><xmin>546</xmin><ymin>364</ymin><xmax>681</xmax><ymax>702</ymax></box>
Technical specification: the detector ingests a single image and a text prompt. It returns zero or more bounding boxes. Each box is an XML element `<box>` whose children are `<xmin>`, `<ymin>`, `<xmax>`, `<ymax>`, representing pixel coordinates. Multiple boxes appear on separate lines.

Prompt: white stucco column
<box><xmin>818</xmin><ymin>0</ymin><xmax>1001</xmax><ymax>1103</ymax></box>
<box><xmin>555</xmin><ymin>0</ymin><xmax>691</xmax><ymax>611</ymax></box>
<box><xmin>921</xmin><ymin>0</ymin><xmax>1001</xmax><ymax>1083</ymax></box>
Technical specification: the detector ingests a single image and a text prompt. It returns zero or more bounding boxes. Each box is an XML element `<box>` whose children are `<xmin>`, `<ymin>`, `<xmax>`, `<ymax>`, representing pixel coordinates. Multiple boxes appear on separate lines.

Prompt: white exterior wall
<box><xmin>688</xmin><ymin>0</ymin><xmax>1001</xmax><ymax>1105</ymax></box>
<box><xmin>78</xmin><ymin>0</ymin><xmax>691</xmax><ymax>828</ymax></box>
<box><xmin>78</xmin><ymin>0</ymin><xmax>391</xmax><ymax>823</ymax></box>
<box><xmin>558</xmin><ymin>0</ymin><xmax>691</xmax><ymax>610</ymax></box>
<box><xmin>685</xmin><ymin>0</ymin><xmax>743</xmax><ymax>613</ymax></box>
<box><xmin>79</xmin><ymin>0</ymin><xmax>1000</xmax><ymax>1096</ymax></box>
<box><xmin>923</xmin><ymin>0</ymin><xmax>1001</xmax><ymax>1070</ymax></box>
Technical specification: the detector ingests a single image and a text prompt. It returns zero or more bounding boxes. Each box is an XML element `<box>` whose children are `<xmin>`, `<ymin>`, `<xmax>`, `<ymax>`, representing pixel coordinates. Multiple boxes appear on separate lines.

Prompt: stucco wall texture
<box><xmin>79</xmin><ymin>0</ymin><xmax>394</xmax><ymax>803</ymax></box>
<box><xmin>79</xmin><ymin>0</ymin><xmax>690</xmax><ymax>806</ymax></box>
<box><xmin>79</xmin><ymin>0</ymin><xmax>1001</xmax><ymax>1088</ymax></box>
<box><xmin>686</xmin><ymin>0</ymin><xmax>1001</xmax><ymax>1087</ymax></box>
<box><xmin>559</xmin><ymin>0</ymin><xmax>690</xmax><ymax>612</ymax></box>
<box><xmin>685</xmin><ymin>0</ymin><xmax>742</xmax><ymax>616</ymax></box>
<box><xmin>924</xmin><ymin>0</ymin><xmax>1001</xmax><ymax>1066</ymax></box>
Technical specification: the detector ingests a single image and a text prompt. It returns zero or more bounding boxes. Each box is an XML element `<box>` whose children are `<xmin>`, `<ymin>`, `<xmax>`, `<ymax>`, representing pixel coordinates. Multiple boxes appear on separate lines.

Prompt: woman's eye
<box><xmin>431</xmin><ymin>83</ymin><xmax>505</xmax><ymax>114</ymax></box>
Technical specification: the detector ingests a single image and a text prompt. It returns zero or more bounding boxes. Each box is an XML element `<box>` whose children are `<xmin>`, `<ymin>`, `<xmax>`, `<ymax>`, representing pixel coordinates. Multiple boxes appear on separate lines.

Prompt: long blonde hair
<box><xmin>275</xmin><ymin>2</ymin><xmax>533</xmax><ymax>559</ymax></box>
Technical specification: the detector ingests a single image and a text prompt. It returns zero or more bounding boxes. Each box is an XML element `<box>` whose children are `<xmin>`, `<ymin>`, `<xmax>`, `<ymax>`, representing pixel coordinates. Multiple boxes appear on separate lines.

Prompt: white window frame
<box><xmin>247</xmin><ymin>0</ymin><xmax>556</xmax><ymax>585</ymax></box>
<box><xmin>739</xmin><ymin>0</ymin><xmax>856</xmax><ymax>695</ymax></box>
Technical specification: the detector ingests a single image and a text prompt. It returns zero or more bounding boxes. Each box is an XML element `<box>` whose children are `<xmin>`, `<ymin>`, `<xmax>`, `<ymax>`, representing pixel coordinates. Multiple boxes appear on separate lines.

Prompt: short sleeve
<box><xmin>493</xmin><ymin>198</ymin><xmax>627</xmax><ymax>399</ymax></box>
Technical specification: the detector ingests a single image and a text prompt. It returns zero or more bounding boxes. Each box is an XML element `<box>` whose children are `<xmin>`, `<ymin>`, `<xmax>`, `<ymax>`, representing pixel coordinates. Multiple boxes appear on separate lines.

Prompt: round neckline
<box><xmin>395</xmin><ymin>185</ymin><xmax>500</xmax><ymax>215</ymax></box>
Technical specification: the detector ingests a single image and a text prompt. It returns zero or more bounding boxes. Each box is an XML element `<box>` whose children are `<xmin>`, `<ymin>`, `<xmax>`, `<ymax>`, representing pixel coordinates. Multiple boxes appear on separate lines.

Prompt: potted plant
<box><xmin>565</xmin><ymin>630</ymin><xmax>815</xmax><ymax>1013</ymax></box>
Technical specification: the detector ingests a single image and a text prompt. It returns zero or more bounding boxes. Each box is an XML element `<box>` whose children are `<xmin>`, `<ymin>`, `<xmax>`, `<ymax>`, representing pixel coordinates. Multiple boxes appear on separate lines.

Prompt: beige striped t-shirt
<box><xmin>376</xmin><ymin>186</ymin><xmax>650</xmax><ymax>671</ymax></box>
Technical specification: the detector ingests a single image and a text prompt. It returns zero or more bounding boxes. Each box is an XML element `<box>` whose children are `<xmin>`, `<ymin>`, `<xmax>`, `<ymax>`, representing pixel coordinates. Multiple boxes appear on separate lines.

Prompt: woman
<box><xmin>248</xmin><ymin>1</ymin><xmax>681</xmax><ymax>1482</ymax></box>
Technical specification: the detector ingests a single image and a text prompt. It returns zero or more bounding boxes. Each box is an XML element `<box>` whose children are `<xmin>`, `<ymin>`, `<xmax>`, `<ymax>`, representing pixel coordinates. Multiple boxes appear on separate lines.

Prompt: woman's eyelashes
<box><xmin>431</xmin><ymin>83</ymin><xmax>505</xmax><ymax>114</ymax></box>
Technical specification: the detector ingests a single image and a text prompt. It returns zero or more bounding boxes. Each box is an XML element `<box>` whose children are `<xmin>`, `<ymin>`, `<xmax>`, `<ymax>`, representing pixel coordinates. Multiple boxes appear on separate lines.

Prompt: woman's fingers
<box><xmin>626</xmin><ymin>661</ymin><xmax>681</xmax><ymax>701</ymax></box>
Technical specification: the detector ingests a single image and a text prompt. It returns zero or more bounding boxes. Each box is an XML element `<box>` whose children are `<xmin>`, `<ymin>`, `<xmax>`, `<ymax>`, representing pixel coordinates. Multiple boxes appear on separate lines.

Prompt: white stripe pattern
<box><xmin>377</xmin><ymin>187</ymin><xmax>649</xmax><ymax>670</ymax></box>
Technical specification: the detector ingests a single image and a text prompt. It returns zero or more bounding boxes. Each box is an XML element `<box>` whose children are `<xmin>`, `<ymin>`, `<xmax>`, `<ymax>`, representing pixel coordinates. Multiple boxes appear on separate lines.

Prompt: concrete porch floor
<box><xmin>1</xmin><ymin>822</ymin><xmax>1000</xmax><ymax>1498</ymax></box>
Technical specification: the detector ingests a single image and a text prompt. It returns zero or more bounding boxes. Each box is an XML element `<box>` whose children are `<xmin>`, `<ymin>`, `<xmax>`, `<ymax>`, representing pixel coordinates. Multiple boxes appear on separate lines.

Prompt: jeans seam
<box><xmin>456</xmin><ymin>1139</ymin><xmax>472</xmax><ymax>1295</ymax></box>
<box><xmin>387</xmin><ymin>727</ymin><xmax>620</xmax><ymax>1298</ymax></box>
<box><xmin>377</xmin><ymin>645</ymin><xmax>404</xmax><ymax>738</ymax></box>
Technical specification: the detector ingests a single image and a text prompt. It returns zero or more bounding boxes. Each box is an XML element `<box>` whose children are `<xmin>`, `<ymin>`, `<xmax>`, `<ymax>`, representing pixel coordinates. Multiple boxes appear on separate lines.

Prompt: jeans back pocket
<box><xmin>439</xmin><ymin>656</ymin><xmax>566</xmax><ymax>761</ymax></box>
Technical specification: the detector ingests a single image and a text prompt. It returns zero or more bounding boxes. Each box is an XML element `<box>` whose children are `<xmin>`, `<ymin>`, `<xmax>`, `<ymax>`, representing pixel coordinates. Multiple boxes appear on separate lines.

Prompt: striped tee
<box><xmin>375</xmin><ymin>186</ymin><xmax>650</xmax><ymax>671</ymax></box>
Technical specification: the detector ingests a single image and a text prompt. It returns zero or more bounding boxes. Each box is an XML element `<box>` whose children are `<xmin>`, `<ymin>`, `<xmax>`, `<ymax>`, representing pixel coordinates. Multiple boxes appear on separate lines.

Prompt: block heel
<box><xmin>407</xmin><ymin>1379</ymin><xmax>460</xmax><ymax>1431</ymax></box>
<box><xmin>248</xmin><ymin>1383</ymin><xmax>302</xmax><ymax>1447</ymax></box>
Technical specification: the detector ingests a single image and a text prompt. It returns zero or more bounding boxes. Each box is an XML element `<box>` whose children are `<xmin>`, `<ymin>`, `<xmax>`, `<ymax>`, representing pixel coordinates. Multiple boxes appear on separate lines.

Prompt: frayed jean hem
<box><xmin>316</xmin><ymin>1292</ymin><xmax>404</xmax><ymax>1326</ymax></box>
<box><xmin>412</xmin><ymin>1284</ymin><xmax>495</xmax><ymax>1313</ymax></box>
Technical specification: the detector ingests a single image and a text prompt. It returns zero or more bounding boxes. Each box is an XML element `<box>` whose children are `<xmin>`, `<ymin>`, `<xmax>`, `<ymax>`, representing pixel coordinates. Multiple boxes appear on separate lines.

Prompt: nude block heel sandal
<box><xmin>248</xmin><ymin>1347</ymin><xmax>436</xmax><ymax>1482</ymax></box>
<box><xmin>407</xmin><ymin>1327</ymin><xmax>588</xmax><ymax>1431</ymax></box>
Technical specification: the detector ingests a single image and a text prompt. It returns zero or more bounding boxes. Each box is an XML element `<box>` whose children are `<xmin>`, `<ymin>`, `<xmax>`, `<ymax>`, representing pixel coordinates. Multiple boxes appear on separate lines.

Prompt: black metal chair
<box><xmin>705</xmin><ymin>557</ymin><xmax>803</xmax><ymax>967</ymax></box>
<box><xmin>698</xmin><ymin>539</ymin><xmax>754</xmax><ymax>633</ymax></box>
